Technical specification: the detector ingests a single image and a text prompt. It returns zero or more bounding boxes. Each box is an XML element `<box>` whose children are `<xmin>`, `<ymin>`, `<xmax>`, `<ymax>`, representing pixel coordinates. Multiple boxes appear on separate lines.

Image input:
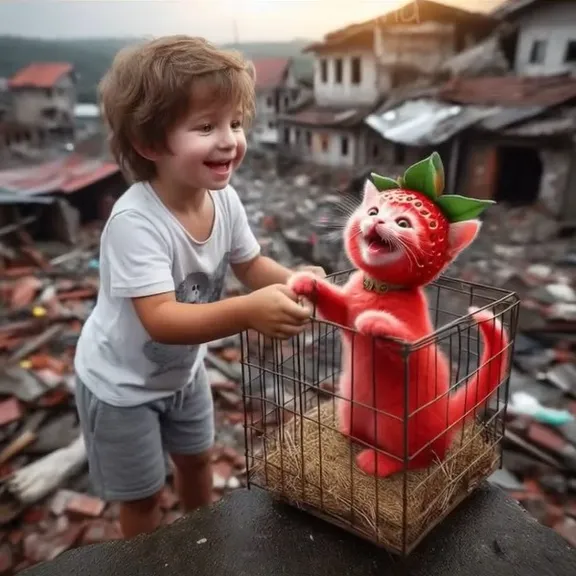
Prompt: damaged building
<box><xmin>276</xmin><ymin>0</ymin><xmax>498</xmax><ymax>172</ymax></box>
<box><xmin>366</xmin><ymin>75</ymin><xmax>576</xmax><ymax>220</ymax></box>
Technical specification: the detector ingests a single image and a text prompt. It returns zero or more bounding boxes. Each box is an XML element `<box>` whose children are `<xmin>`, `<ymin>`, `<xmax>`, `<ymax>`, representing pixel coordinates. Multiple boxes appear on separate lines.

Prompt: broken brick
<box><xmin>65</xmin><ymin>493</ymin><xmax>106</xmax><ymax>518</ymax></box>
<box><xmin>24</xmin><ymin>523</ymin><xmax>85</xmax><ymax>564</ymax></box>
<box><xmin>9</xmin><ymin>275</ymin><xmax>42</xmax><ymax>308</ymax></box>
<box><xmin>526</xmin><ymin>422</ymin><xmax>567</xmax><ymax>454</ymax></box>
<box><xmin>0</xmin><ymin>542</ymin><xmax>13</xmax><ymax>574</ymax></box>
<box><xmin>23</xmin><ymin>506</ymin><xmax>48</xmax><ymax>525</ymax></box>
<box><xmin>213</xmin><ymin>459</ymin><xmax>235</xmax><ymax>483</ymax></box>
<box><xmin>555</xmin><ymin>517</ymin><xmax>576</xmax><ymax>548</ymax></box>
<box><xmin>0</xmin><ymin>398</ymin><xmax>23</xmax><ymax>427</ymax></box>
<box><xmin>82</xmin><ymin>520</ymin><xmax>121</xmax><ymax>545</ymax></box>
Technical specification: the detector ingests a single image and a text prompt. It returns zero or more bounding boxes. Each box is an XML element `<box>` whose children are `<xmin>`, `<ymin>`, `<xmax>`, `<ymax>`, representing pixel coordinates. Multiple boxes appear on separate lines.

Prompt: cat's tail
<box><xmin>448</xmin><ymin>307</ymin><xmax>510</xmax><ymax>429</ymax></box>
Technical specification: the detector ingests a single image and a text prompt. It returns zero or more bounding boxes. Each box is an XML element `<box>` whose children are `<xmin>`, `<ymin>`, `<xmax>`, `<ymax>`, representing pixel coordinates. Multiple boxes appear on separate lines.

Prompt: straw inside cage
<box><xmin>241</xmin><ymin>272</ymin><xmax>520</xmax><ymax>555</ymax></box>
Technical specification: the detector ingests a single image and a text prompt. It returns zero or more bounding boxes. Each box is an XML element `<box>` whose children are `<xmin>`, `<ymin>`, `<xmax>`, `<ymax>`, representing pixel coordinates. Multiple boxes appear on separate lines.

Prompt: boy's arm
<box><xmin>232</xmin><ymin>255</ymin><xmax>325</xmax><ymax>291</ymax></box>
<box><xmin>104</xmin><ymin>210</ymin><xmax>307</xmax><ymax>345</ymax></box>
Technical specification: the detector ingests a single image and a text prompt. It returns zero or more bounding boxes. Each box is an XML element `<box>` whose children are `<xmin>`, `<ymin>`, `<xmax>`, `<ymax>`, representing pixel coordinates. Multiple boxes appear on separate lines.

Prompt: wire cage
<box><xmin>240</xmin><ymin>270</ymin><xmax>520</xmax><ymax>556</ymax></box>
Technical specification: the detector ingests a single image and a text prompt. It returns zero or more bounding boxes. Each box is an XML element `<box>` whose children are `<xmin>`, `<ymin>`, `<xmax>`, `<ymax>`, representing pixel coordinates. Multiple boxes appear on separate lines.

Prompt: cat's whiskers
<box><xmin>393</xmin><ymin>235</ymin><xmax>419</xmax><ymax>271</ymax></box>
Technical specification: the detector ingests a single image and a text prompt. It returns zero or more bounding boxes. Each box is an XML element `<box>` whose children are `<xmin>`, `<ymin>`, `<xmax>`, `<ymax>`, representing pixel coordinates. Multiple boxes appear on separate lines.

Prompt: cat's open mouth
<box><xmin>364</xmin><ymin>231</ymin><xmax>396</xmax><ymax>254</ymax></box>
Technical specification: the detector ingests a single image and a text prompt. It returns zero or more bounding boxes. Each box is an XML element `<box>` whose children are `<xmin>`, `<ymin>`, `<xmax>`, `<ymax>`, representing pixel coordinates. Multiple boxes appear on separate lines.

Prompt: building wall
<box><xmin>251</xmin><ymin>65</ymin><xmax>311</xmax><ymax>146</ymax></box>
<box><xmin>11</xmin><ymin>74</ymin><xmax>76</xmax><ymax>130</ymax></box>
<box><xmin>313</xmin><ymin>51</ymin><xmax>379</xmax><ymax>107</ymax></box>
<box><xmin>374</xmin><ymin>23</ymin><xmax>457</xmax><ymax>75</ymax></box>
<box><xmin>252</xmin><ymin>89</ymin><xmax>278</xmax><ymax>144</ymax></box>
<box><xmin>514</xmin><ymin>1</ymin><xmax>576</xmax><ymax>76</ymax></box>
<box><xmin>278</xmin><ymin>123</ymin><xmax>358</xmax><ymax>167</ymax></box>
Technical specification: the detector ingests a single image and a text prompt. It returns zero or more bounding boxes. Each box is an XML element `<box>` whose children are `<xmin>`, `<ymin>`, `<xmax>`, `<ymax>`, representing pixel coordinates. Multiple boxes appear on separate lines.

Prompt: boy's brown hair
<box><xmin>99</xmin><ymin>35</ymin><xmax>256</xmax><ymax>182</ymax></box>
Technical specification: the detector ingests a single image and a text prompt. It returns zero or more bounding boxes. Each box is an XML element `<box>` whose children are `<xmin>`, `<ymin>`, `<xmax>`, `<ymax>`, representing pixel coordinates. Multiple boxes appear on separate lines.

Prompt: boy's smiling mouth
<box><xmin>204</xmin><ymin>160</ymin><xmax>232</xmax><ymax>176</ymax></box>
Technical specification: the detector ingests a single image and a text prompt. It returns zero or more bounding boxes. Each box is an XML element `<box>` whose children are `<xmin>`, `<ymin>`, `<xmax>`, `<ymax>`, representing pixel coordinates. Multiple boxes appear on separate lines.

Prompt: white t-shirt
<box><xmin>74</xmin><ymin>181</ymin><xmax>261</xmax><ymax>407</ymax></box>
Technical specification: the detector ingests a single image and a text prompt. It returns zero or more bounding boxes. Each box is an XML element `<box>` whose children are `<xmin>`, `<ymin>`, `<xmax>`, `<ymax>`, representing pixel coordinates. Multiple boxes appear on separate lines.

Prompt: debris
<box><xmin>0</xmin><ymin>151</ymin><xmax>576</xmax><ymax>568</ymax></box>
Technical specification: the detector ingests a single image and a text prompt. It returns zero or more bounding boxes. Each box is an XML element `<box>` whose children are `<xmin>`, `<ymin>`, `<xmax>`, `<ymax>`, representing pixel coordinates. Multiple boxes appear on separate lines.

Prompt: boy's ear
<box><xmin>132</xmin><ymin>141</ymin><xmax>161</xmax><ymax>162</ymax></box>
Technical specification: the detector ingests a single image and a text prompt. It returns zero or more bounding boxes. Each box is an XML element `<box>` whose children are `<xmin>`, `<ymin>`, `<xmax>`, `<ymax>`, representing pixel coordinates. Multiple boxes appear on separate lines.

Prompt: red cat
<box><xmin>288</xmin><ymin>156</ymin><xmax>510</xmax><ymax>478</ymax></box>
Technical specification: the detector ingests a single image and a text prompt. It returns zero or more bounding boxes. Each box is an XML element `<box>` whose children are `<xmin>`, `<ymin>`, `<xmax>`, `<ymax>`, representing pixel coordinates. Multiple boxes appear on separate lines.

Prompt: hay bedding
<box><xmin>253</xmin><ymin>400</ymin><xmax>499</xmax><ymax>553</ymax></box>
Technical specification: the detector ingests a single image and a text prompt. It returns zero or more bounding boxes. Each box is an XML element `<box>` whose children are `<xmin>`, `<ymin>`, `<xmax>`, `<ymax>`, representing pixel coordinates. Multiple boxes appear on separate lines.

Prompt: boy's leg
<box><xmin>163</xmin><ymin>365</ymin><xmax>215</xmax><ymax>512</ymax></box>
<box><xmin>74</xmin><ymin>376</ymin><xmax>167</xmax><ymax>538</ymax></box>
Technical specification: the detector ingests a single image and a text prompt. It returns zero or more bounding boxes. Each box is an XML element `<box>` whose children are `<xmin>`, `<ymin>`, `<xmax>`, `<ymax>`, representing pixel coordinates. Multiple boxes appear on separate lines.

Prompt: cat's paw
<box><xmin>287</xmin><ymin>271</ymin><xmax>318</xmax><ymax>298</ymax></box>
<box><xmin>356</xmin><ymin>449</ymin><xmax>403</xmax><ymax>478</ymax></box>
<box><xmin>354</xmin><ymin>310</ymin><xmax>401</xmax><ymax>337</ymax></box>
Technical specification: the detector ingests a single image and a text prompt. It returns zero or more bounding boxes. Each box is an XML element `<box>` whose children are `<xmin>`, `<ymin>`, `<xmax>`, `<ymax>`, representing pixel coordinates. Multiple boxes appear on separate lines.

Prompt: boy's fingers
<box><xmin>283</xmin><ymin>299</ymin><xmax>311</xmax><ymax>320</ymax></box>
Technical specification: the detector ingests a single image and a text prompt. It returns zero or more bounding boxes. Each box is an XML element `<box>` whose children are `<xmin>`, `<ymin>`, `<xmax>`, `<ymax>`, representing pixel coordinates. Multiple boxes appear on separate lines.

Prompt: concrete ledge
<box><xmin>20</xmin><ymin>483</ymin><xmax>576</xmax><ymax>576</ymax></box>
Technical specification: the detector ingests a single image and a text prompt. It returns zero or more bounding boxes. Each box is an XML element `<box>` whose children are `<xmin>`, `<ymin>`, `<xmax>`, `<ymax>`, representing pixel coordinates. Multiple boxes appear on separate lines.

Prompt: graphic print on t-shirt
<box><xmin>142</xmin><ymin>252</ymin><xmax>230</xmax><ymax>376</ymax></box>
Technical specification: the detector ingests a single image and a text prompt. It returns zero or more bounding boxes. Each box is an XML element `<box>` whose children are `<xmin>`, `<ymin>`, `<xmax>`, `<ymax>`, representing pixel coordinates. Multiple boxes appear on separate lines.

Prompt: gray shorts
<box><xmin>74</xmin><ymin>366</ymin><xmax>214</xmax><ymax>502</ymax></box>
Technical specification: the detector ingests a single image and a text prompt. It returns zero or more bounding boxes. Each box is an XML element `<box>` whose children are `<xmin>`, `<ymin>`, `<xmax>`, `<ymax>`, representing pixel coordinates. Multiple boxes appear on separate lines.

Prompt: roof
<box><xmin>8</xmin><ymin>63</ymin><xmax>74</xmax><ymax>89</ymax></box>
<box><xmin>252</xmin><ymin>58</ymin><xmax>290</xmax><ymax>90</ymax></box>
<box><xmin>441</xmin><ymin>35</ymin><xmax>510</xmax><ymax>77</ymax></box>
<box><xmin>0</xmin><ymin>154</ymin><xmax>119</xmax><ymax>196</ymax></box>
<box><xmin>279</xmin><ymin>101</ymin><xmax>376</xmax><ymax>128</ymax></box>
<box><xmin>438</xmin><ymin>75</ymin><xmax>576</xmax><ymax>107</ymax></box>
<box><xmin>499</xmin><ymin>106</ymin><xmax>576</xmax><ymax>137</ymax></box>
<box><xmin>491</xmin><ymin>0</ymin><xmax>540</xmax><ymax>18</ymax></box>
<box><xmin>365</xmin><ymin>99</ymin><xmax>499</xmax><ymax>146</ymax></box>
<box><xmin>305</xmin><ymin>0</ymin><xmax>498</xmax><ymax>53</ymax></box>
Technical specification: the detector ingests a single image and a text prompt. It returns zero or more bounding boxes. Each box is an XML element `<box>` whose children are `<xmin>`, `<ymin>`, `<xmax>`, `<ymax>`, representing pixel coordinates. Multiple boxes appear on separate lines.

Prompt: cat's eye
<box><xmin>395</xmin><ymin>218</ymin><xmax>411</xmax><ymax>228</ymax></box>
<box><xmin>367</xmin><ymin>207</ymin><xmax>379</xmax><ymax>216</ymax></box>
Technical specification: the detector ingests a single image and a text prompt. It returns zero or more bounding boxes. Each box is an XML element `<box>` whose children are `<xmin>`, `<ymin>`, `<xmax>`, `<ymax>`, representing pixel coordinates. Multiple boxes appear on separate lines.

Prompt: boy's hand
<box><xmin>245</xmin><ymin>284</ymin><xmax>311</xmax><ymax>339</ymax></box>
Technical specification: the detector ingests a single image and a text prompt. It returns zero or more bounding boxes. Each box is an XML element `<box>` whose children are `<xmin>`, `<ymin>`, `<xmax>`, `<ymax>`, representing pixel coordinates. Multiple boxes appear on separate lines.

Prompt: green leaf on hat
<box><xmin>436</xmin><ymin>194</ymin><xmax>496</xmax><ymax>222</ymax></box>
<box><xmin>402</xmin><ymin>151</ymin><xmax>445</xmax><ymax>200</ymax></box>
<box><xmin>370</xmin><ymin>173</ymin><xmax>400</xmax><ymax>192</ymax></box>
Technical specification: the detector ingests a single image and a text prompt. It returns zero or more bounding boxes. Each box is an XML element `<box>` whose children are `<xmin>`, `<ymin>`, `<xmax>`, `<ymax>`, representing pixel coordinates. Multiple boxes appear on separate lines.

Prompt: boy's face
<box><xmin>156</xmin><ymin>101</ymin><xmax>247</xmax><ymax>191</ymax></box>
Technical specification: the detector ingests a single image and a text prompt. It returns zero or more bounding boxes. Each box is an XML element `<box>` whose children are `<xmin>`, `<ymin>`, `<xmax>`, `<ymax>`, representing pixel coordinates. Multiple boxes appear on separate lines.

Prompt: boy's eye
<box><xmin>231</xmin><ymin>120</ymin><xmax>242</xmax><ymax>129</ymax></box>
<box><xmin>200</xmin><ymin>124</ymin><xmax>212</xmax><ymax>133</ymax></box>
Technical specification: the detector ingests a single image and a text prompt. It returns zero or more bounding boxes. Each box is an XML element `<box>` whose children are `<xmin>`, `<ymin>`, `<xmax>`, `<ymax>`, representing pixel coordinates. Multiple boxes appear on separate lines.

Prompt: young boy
<box><xmin>73</xmin><ymin>35</ymin><xmax>323</xmax><ymax>539</ymax></box>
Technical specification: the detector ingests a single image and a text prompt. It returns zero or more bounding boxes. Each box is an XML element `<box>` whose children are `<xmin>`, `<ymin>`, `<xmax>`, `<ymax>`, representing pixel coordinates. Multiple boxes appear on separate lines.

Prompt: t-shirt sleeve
<box><xmin>227</xmin><ymin>186</ymin><xmax>261</xmax><ymax>264</ymax></box>
<box><xmin>102</xmin><ymin>209</ymin><xmax>175</xmax><ymax>298</ymax></box>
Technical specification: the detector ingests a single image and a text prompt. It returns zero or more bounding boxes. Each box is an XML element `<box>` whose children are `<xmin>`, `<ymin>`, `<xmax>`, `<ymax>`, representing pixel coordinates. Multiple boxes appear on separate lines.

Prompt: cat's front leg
<box><xmin>288</xmin><ymin>272</ymin><xmax>348</xmax><ymax>326</ymax></box>
<box><xmin>354</xmin><ymin>310</ymin><xmax>415</xmax><ymax>343</ymax></box>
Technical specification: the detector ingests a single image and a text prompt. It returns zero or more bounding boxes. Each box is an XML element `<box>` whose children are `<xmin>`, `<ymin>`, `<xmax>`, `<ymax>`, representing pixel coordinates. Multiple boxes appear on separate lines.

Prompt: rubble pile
<box><xmin>0</xmin><ymin>157</ymin><xmax>574</xmax><ymax>570</ymax></box>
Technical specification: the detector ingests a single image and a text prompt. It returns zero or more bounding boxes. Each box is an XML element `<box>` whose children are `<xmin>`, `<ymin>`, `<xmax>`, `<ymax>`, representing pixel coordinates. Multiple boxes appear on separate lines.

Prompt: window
<box><xmin>320</xmin><ymin>133</ymin><xmax>329</xmax><ymax>152</ymax></box>
<box><xmin>295</xmin><ymin>129</ymin><xmax>300</xmax><ymax>143</ymax></box>
<box><xmin>266</xmin><ymin>96</ymin><xmax>273</xmax><ymax>107</ymax></box>
<box><xmin>529</xmin><ymin>40</ymin><xmax>546</xmax><ymax>64</ymax></box>
<box><xmin>565</xmin><ymin>40</ymin><xmax>576</xmax><ymax>63</ymax></box>
<box><xmin>372</xmin><ymin>143</ymin><xmax>380</xmax><ymax>159</ymax></box>
<box><xmin>268</xmin><ymin>121</ymin><xmax>275</xmax><ymax>129</ymax></box>
<box><xmin>351</xmin><ymin>57</ymin><xmax>362</xmax><ymax>84</ymax></box>
<box><xmin>320</xmin><ymin>59</ymin><xmax>328</xmax><ymax>83</ymax></box>
<box><xmin>340</xmin><ymin>135</ymin><xmax>349</xmax><ymax>157</ymax></box>
<box><xmin>306</xmin><ymin>131</ymin><xmax>312</xmax><ymax>148</ymax></box>
<box><xmin>334</xmin><ymin>58</ymin><xmax>343</xmax><ymax>83</ymax></box>
<box><xmin>283</xmin><ymin>127</ymin><xmax>290</xmax><ymax>144</ymax></box>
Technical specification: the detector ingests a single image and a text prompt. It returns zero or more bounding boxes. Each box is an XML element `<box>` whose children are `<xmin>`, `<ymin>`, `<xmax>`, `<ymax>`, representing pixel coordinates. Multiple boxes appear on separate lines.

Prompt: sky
<box><xmin>0</xmin><ymin>0</ymin><xmax>505</xmax><ymax>43</ymax></box>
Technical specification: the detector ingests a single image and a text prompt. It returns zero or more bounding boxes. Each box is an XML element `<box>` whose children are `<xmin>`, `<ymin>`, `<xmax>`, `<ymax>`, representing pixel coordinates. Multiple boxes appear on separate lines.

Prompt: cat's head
<box><xmin>343</xmin><ymin>179</ymin><xmax>481</xmax><ymax>287</ymax></box>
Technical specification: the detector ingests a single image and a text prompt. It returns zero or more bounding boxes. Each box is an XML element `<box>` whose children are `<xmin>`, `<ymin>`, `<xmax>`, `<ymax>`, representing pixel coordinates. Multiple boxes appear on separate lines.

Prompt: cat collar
<box><xmin>363</xmin><ymin>276</ymin><xmax>406</xmax><ymax>293</ymax></box>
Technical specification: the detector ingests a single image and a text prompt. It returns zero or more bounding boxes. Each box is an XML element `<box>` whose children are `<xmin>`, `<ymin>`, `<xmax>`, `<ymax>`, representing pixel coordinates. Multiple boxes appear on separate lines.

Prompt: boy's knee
<box><xmin>121</xmin><ymin>490</ymin><xmax>163</xmax><ymax>513</ymax></box>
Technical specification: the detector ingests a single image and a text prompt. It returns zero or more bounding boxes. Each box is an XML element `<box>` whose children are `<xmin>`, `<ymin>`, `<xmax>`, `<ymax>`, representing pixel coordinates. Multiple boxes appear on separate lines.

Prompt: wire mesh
<box><xmin>240</xmin><ymin>269</ymin><xmax>520</xmax><ymax>556</ymax></box>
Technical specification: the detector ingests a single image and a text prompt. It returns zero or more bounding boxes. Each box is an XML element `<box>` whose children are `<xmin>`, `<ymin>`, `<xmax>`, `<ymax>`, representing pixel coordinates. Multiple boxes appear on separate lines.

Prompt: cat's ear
<box><xmin>447</xmin><ymin>220</ymin><xmax>481</xmax><ymax>259</ymax></box>
<box><xmin>362</xmin><ymin>179</ymin><xmax>380</xmax><ymax>205</ymax></box>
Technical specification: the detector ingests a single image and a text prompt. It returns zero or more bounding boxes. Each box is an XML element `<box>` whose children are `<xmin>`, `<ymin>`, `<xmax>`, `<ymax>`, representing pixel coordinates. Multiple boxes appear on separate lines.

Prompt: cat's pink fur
<box><xmin>288</xmin><ymin>180</ymin><xmax>510</xmax><ymax>478</ymax></box>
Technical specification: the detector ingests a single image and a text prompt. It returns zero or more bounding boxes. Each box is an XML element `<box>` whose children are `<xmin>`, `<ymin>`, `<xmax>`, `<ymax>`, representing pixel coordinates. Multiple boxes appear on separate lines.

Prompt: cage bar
<box><xmin>240</xmin><ymin>270</ymin><xmax>520</xmax><ymax>556</ymax></box>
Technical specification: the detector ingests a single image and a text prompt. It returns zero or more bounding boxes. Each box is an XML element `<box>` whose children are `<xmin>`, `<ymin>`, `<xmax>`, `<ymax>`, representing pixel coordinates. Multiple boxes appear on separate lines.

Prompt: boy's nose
<box><xmin>218</xmin><ymin>128</ymin><xmax>236</xmax><ymax>149</ymax></box>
